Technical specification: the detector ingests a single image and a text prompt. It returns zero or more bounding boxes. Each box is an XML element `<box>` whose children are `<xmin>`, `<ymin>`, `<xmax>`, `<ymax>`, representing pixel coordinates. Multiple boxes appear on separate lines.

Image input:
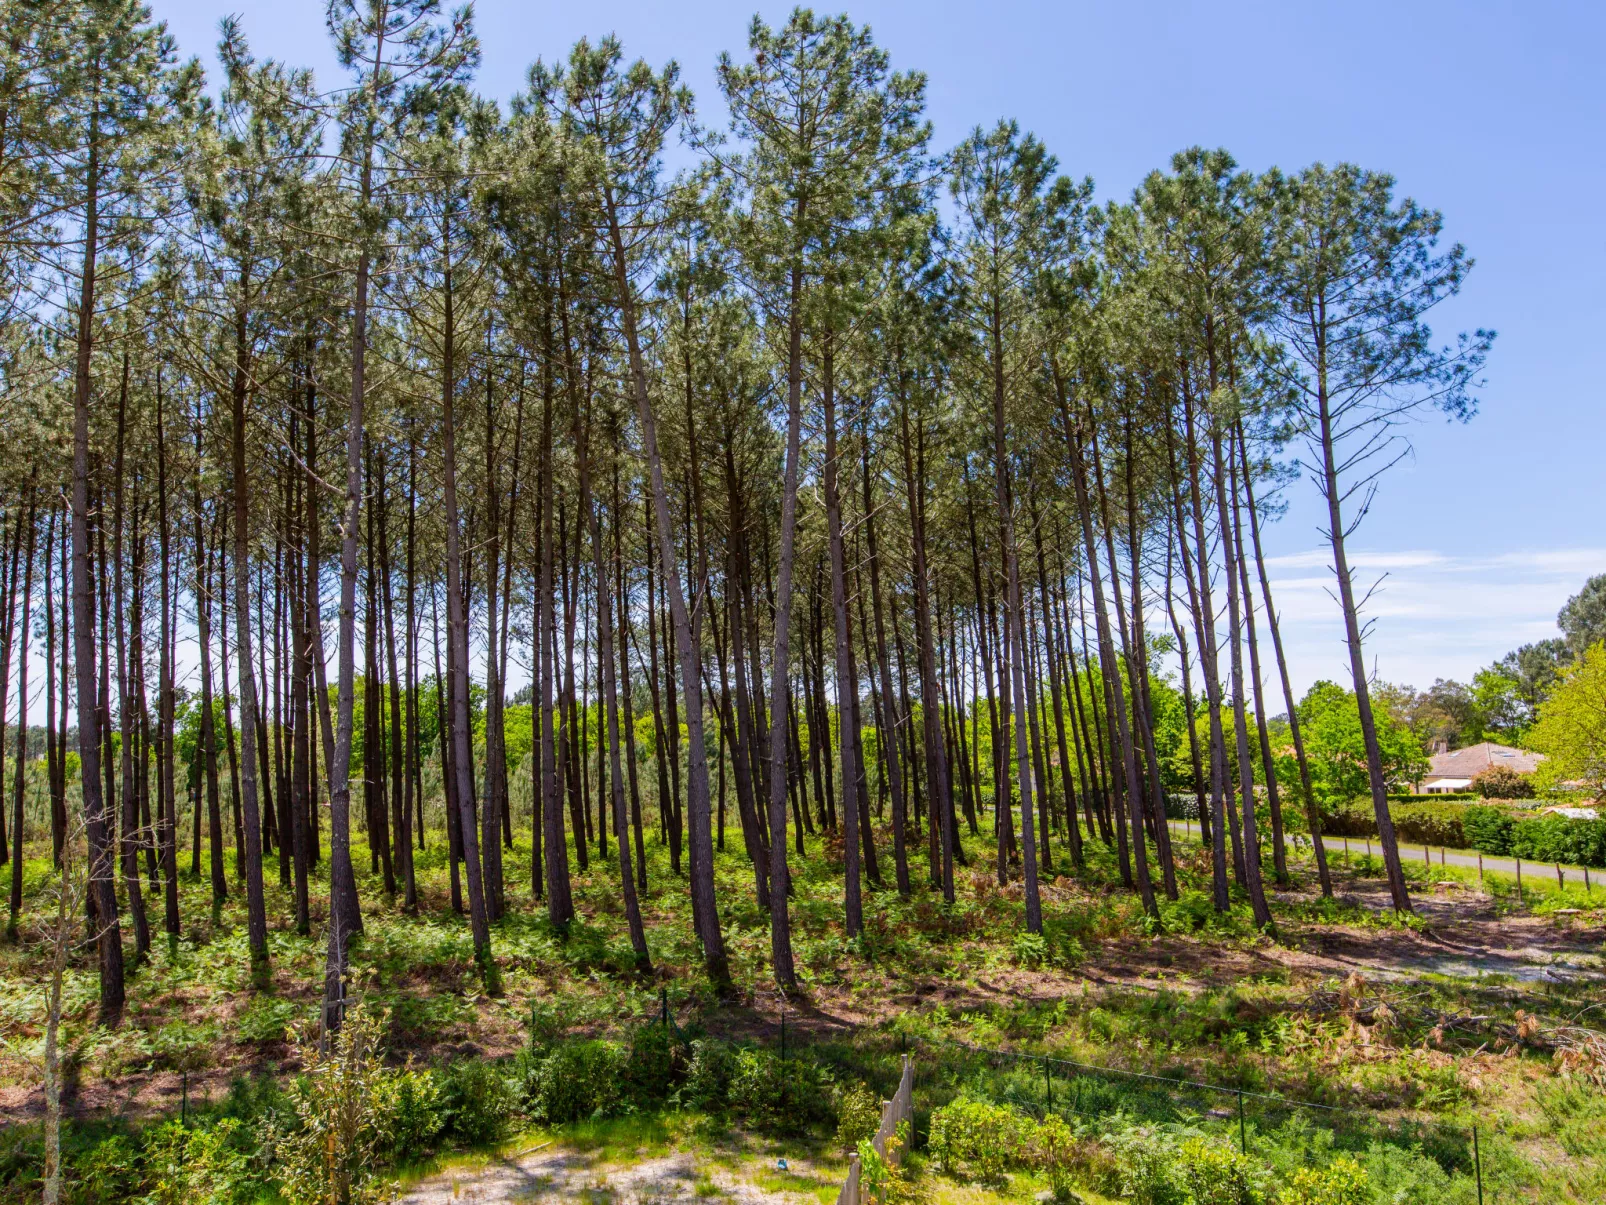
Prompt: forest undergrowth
<box><xmin>0</xmin><ymin>820</ymin><xmax>1601</xmax><ymax>1203</ymax></box>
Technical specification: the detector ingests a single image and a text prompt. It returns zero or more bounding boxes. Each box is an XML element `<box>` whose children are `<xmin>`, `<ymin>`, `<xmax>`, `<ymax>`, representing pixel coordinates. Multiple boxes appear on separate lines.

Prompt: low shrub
<box><xmin>1159</xmin><ymin>888</ymin><xmax>1242</xmax><ymax>935</ymax></box>
<box><xmin>275</xmin><ymin>1005</ymin><xmax>398</xmax><ymax>1205</ymax></box>
<box><xmin>1464</xmin><ymin>807</ymin><xmax>1606</xmax><ymax>866</ymax></box>
<box><xmin>726</xmin><ymin>1047</ymin><xmax>832</xmax><ymax>1133</ymax></box>
<box><xmin>857</xmin><ymin>1131</ymin><xmax>922</xmax><ymax>1205</ymax></box>
<box><xmin>440</xmin><ymin>1058</ymin><xmax>517</xmax><ymax>1144</ymax></box>
<box><xmin>1391</xmin><ymin>803</ymin><xmax>1468</xmax><ymax>848</ymax></box>
<box><xmin>1281</xmin><ymin>1155</ymin><xmax>1370</xmax><ymax>1205</ymax></box>
<box><xmin>1324</xmin><ymin>800</ymin><xmax>1470</xmax><ymax>847</ymax></box>
<box><xmin>1320</xmin><ymin>802</ymin><xmax>1377</xmax><ymax>839</ymax></box>
<box><xmin>524</xmin><ymin>1039</ymin><xmax>623</xmax><ymax>1125</ymax></box>
<box><xmin>678</xmin><ymin>1038</ymin><xmax>736</xmax><ymax>1113</ymax></box>
<box><xmin>72</xmin><ymin>1122</ymin><xmax>264</xmax><ymax>1205</ymax></box>
<box><xmin>1013</xmin><ymin>930</ymin><xmax>1052</xmax><ymax>967</ymax></box>
<box><xmin>1104</xmin><ymin>1126</ymin><xmax>1187</xmax><ymax>1205</ymax></box>
<box><xmin>624</xmin><ymin>1022</ymin><xmax>687</xmax><ymax>1105</ymax></box>
<box><xmin>927</xmin><ymin>1097</ymin><xmax>1028</xmax><ymax>1183</ymax></box>
<box><xmin>1175</xmin><ymin>1136</ymin><xmax>1261</xmax><ymax>1205</ymax></box>
<box><xmin>1028</xmin><ymin>1112</ymin><xmax>1103</xmax><ymax>1201</ymax></box>
<box><xmin>836</xmin><ymin>1082</ymin><xmax>882</xmax><ymax>1150</ymax></box>
<box><xmin>74</xmin><ymin>1134</ymin><xmax>140</xmax><ymax>1203</ymax></box>
<box><xmin>235</xmin><ymin>994</ymin><xmax>301</xmax><ymax>1044</ymax></box>
<box><xmin>377</xmin><ymin>1064</ymin><xmax>443</xmax><ymax>1155</ymax></box>
<box><xmin>136</xmin><ymin>1118</ymin><xmax>257</xmax><ymax>1205</ymax></box>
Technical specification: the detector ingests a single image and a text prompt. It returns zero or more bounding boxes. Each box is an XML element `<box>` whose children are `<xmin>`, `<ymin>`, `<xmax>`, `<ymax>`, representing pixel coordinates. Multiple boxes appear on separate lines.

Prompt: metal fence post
<box><xmin>1044</xmin><ymin>1057</ymin><xmax>1052</xmax><ymax>1110</ymax></box>
<box><xmin>1473</xmin><ymin>1124</ymin><xmax>1483</xmax><ymax>1205</ymax></box>
<box><xmin>661</xmin><ymin>986</ymin><xmax>669</xmax><ymax>1026</ymax></box>
<box><xmin>1238</xmin><ymin>1089</ymin><xmax>1246</xmax><ymax>1154</ymax></box>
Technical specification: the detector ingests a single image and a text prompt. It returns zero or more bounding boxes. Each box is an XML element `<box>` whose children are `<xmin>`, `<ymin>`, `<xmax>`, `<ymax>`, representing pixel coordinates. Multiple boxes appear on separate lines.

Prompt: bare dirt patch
<box><xmin>399</xmin><ymin>1144</ymin><xmax>836</xmax><ymax>1204</ymax></box>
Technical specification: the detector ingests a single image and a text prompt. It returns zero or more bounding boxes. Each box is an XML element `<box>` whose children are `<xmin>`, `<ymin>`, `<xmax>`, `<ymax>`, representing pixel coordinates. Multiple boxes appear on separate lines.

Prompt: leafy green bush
<box><xmin>927</xmin><ymin>1097</ymin><xmax>1027</xmax><ymax>1183</ymax></box>
<box><xmin>524</xmin><ymin>1039</ymin><xmax>623</xmax><ymax>1125</ymax></box>
<box><xmin>624</xmin><ymin>1023</ymin><xmax>686</xmax><ymax>1105</ymax></box>
<box><xmin>1324</xmin><ymin>800</ymin><xmax>1470</xmax><ymax>846</ymax></box>
<box><xmin>1028</xmin><ymin>1112</ymin><xmax>1099</xmax><ymax>1201</ymax></box>
<box><xmin>1158</xmin><ymin>889</ymin><xmax>1251</xmax><ymax>936</ymax></box>
<box><xmin>1104</xmin><ymin>1126</ymin><xmax>1188</xmax><ymax>1205</ymax></box>
<box><xmin>1099</xmin><ymin>1125</ymin><xmax>1267</xmax><ymax>1205</ymax></box>
<box><xmin>1391</xmin><ymin>803</ymin><xmax>1468</xmax><ymax>848</ymax></box>
<box><xmin>1471</xmin><ymin>764</ymin><xmax>1536</xmax><ymax>799</ymax></box>
<box><xmin>856</xmin><ymin>1130</ymin><xmax>921</xmax><ymax>1205</ymax></box>
<box><xmin>724</xmin><ymin>1047</ymin><xmax>831</xmax><ymax>1133</ymax></box>
<box><xmin>137</xmin><ymin>1118</ymin><xmax>257</xmax><ymax>1205</ymax></box>
<box><xmin>678</xmin><ymin>1038</ymin><xmax>736</xmax><ymax>1113</ymax></box>
<box><xmin>376</xmin><ymin>1064</ymin><xmax>443</xmax><ymax>1155</ymax></box>
<box><xmin>1013</xmin><ymin>930</ymin><xmax>1051</xmax><ymax>967</ymax></box>
<box><xmin>440</xmin><ymin>1058</ymin><xmax>517</xmax><ymax>1144</ymax></box>
<box><xmin>1467</xmin><ymin>806</ymin><xmax>1606</xmax><ymax>866</ymax></box>
<box><xmin>1281</xmin><ymin>1155</ymin><xmax>1369</xmax><ymax>1205</ymax></box>
<box><xmin>72</xmin><ymin>1135</ymin><xmax>140</xmax><ymax>1203</ymax></box>
<box><xmin>1175</xmin><ymin>1136</ymin><xmax>1261</xmax><ymax>1205</ymax></box>
<box><xmin>275</xmin><ymin>1005</ymin><xmax>401</xmax><ymax>1205</ymax></box>
<box><xmin>1320</xmin><ymin>801</ymin><xmax>1377</xmax><ymax>839</ymax></box>
<box><xmin>235</xmin><ymin>994</ymin><xmax>301</xmax><ymax>1044</ymax></box>
<box><xmin>835</xmin><ymin>1082</ymin><xmax>882</xmax><ymax>1151</ymax></box>
<box><xmin>1463</xmin><ymin>806</ymin><xmax>1514</xmax><ymax>855</ymax></box>
<box><xmin>1509</xmin><ymin>815</ymin><xmax>1606</xmax><ymax>867</ymax></box>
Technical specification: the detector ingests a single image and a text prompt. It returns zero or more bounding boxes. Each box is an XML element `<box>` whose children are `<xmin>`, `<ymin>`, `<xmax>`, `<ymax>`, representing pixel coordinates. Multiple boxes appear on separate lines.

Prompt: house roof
<box><xmin>1424</xmin><ymin>742</ymin><xmax>1545</xmax><ymax>781</ymax></box>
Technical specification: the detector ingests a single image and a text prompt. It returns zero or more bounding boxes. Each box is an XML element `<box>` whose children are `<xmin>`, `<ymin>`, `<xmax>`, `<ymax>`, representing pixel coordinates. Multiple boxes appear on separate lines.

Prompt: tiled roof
<box><xmin>1424</xmin><ymin>742</ymin><xmax>1545</xmax><ymax>780</ymax></box>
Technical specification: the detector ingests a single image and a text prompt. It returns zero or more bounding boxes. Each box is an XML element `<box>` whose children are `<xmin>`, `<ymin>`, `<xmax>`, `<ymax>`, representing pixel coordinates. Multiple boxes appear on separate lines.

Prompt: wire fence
<box><xmin>907</xmin><ymin>1035</ymin><xmax>1489</xmax><ymax>1202</ymax></box>
<box><xmin>746</xmin><ymin>1018</ymin><xmax>1493</xmax><ymax>1205</ymax></box>
<box><xmin>584</xmin><ymin>989</ymin><xmax>1496</xmax><ymax>1200</ymax></box>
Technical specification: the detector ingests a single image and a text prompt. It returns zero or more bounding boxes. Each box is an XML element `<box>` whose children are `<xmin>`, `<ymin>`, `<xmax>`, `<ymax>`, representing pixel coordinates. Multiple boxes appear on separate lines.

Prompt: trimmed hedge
<box><xmin>1388</xmin><ymin>792</ymin><xmax>1477</xmax><ymax>803</ymax></box>
<box><xmin>1462</xmin><ymin>806</ymin><xmax>1606</xmax><ymax>867</ymax></box>
<box><xmin>1323</xmin><ymin>800</ymin><xmax>1470</xmax><ymax>847</ymax></box>
<box><xmin>1322</xmin><ymin>800</ymin><xmax>1606</xmax><ymax>866</ymax></box>
<box><xmin>1461</xmin><ymin>806</ymin><xmax>1513</xmax><ymax>855</ymax></box>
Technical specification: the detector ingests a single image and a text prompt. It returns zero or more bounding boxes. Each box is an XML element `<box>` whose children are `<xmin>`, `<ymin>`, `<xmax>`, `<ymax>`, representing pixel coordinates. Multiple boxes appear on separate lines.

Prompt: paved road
<box><xmin>1165</xmin><ymin>819</ymin><xmax>1600</xmax><ymax>892</ymax></box>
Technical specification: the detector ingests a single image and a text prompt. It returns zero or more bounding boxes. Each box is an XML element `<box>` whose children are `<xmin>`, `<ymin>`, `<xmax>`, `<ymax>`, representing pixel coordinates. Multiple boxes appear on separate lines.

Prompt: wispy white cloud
<box><xmin>1261</xmin><ymin>546</ymin><xmax>1606</xmax><ymax>694</ymax></box>
<box><xmin>1263</xmin><ymin>548</ymin><xmax>1452</xmax><ymax>573</ymax></box>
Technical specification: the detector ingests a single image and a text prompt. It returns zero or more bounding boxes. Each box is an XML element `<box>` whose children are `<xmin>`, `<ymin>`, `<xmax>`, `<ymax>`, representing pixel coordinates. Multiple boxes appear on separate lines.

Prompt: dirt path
<box><xmin>398</xmin><ymin>1143</ymin><xmax>834</xmax><ymax>1204</ymax></box>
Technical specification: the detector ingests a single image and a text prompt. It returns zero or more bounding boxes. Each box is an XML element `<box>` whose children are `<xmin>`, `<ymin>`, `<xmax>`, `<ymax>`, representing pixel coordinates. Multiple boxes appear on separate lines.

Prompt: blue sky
<box><xmin>157</xmin><ymin>0</ymin><xmax>1605</xmax><ymax>698</ymax></box>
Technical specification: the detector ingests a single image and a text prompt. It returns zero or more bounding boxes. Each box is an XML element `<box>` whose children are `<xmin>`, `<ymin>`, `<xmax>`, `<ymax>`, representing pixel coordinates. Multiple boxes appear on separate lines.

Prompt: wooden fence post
<box><xmin>836</xmin><ymin>1152</ymin><xmax>860</xmax><ymax>1205</ymax></box>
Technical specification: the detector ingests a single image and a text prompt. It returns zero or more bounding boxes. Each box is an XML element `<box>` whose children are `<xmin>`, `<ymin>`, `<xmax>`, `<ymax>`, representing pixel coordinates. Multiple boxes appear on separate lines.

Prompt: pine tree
<box><xmin>1265</xmin><ymin>163</ymin><xmax>1491</xmax><ymax>914</ymax></box>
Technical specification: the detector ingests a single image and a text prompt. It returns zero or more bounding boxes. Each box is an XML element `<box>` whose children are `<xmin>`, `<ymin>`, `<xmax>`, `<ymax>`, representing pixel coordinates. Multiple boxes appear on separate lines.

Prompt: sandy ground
<box><xmin>397</xmin><ymin>1144</ymin><xmax>834</xmax><ymax>1204</ymax></box>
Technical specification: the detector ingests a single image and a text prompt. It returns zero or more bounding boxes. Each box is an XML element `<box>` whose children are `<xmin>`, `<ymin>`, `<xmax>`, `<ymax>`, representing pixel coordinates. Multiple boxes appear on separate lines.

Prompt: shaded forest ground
<box><xmin>0</xmin><ymin>819</ymin><xmax>1602</xmax><ymax>1200</ymax></box>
